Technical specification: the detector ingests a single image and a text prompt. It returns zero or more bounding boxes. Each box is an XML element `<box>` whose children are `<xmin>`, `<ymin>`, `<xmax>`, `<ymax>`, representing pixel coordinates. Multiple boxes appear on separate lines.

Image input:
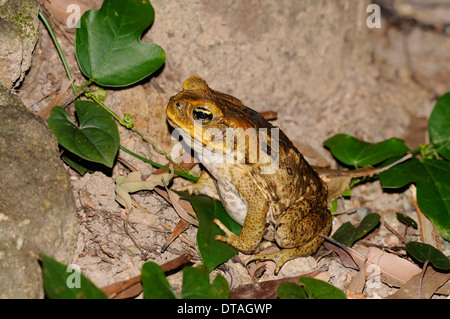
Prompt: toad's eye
<box><xmin>192</xmin><ymin>106</ymin><xmax>213</xmax><ymax>124</ymax></box>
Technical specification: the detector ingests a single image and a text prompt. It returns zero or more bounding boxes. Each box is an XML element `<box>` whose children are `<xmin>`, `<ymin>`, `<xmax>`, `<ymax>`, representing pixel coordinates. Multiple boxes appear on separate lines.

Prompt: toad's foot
<box><xmin>213</xmin><ymin>218</ymin><xmax>259</xmax><ymax>254</ymax></box>
<box><xmin>245</xmin><ymin>234</ymin><xmax>326</xmax><ymax>274</ymax></box>
<box><xmin>176</xmin><ymin>171</ymin><xmax>220</xmax><ymax>200</ymax></box>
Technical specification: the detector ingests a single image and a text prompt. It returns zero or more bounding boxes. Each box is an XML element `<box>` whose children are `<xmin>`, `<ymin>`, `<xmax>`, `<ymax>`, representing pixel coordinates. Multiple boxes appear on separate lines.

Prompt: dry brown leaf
<box><xmin>259</xmin><ymin>110</ymin><xmax>278</xmax><ymax>121</ymax></box>
<box><xmin>294</xmin><ymin>142</ymin><xmax>330</xmax><ymax>168</ymax></box>
<box><xmin>155</xmin><ymin>187</ymin><xmax>198</xmax><ymax>226</ymax></box>
<box><xmin>161</xmin><ymin>219</ymin><xmax>192</xmax><ymax>252</ymax></box>
<box><xmin>316</xmin><ymin>154</ymin><xmax>412</xmax><ymax>179</ymax></box>
<box><xmin>229</xmin><ymin>270</ymin><xmax>321</xmax><ymax>299</ymax></box>
<box><xmin>389</xmin><ymin>266</ymin><xmax>450</xmax><ymax>299</ymax></box>
<box><xmin>322</xmin><ymin>175</ymin><xmax>352</xmax><ymax>205</ymax></box>
<box><xmin>347</xmin><ymin>251</ymin><xmax>368</xmax><ymax>293</ymax></box>
<box><xmin>410</xmin><ymin>185</ymin><xmax>442</xmax><ymax>249</ymax></box>
<box><xmin>323</xmin><ymin>235</ymin><xmax>422</xmax><ymax>292</ymax></box>
<box><xmin>101</xmin><ymin>253</ymin><xmax>192</xmax><ymax>299</ymax></box>
<box><xmin>361</xmin><ymin>246</ymin><xmax>421</xmax><ymax>287</ymax></box>
<box><xmin>316</xmin><ymin>153</ymin><xmax>413</xmax><ymax>204</ymax></box>
<box><xmin>322</xmin><ymin>236</ymin><xmax>359</xmax><ymax>269</ymax></box>
<box><xmin>36</xmin><ymin>79</ymin><xmax>73</xmax><ymax>120</ymax></box>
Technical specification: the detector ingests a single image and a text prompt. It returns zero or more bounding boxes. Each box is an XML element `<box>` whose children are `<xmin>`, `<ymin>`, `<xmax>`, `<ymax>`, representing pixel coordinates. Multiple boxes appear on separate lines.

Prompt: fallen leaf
<box><xmin>115</xmin><ymin>167</ymin><xmax>174</xmax><ymax>213</ymax></box>
<box><xmin>229</xmin><ymin>270</ymin><xmax>321</xmax><ymax>299</ymax></box>
<box><xmin>316</xmin><ymin>153</ymin><xmax>412</xmax><ymax>203</ymax></box>
<box><xmin>165</xmin><ymin>188</ymin><xmax>198</xmax><ymax>226</ymax></box>
<box><xmin>389</xmin><ymin>266</ymin><xmax>450</xmax><ymax>299</ymax></box>
<box><xmin>410</xmin><ymin>185</ymin><xmax>442</xmax><ymax>249</ymax></box>
<box><xmin>362</xmin><ymin>246</ymin><xmax>421</xmax><ymax>287</ymax></box>
<box><xmin>101</xmin><ymin>253</ymin><xmax>192</xmax><ymax>299</ymax></box>
<box><xmin>323</xmin><ymin>236</ymin><xmax>423</xmax><ymax>291</ymax></box>
<box><xmin>322</xmin><ymin>176</ymin><xmax>352</xmax><ymax>204</ymax></box>
<box><xmin>37</xmin><ymin>79</ymin><xmax>74</xmax><ymax>120</ymax></box>
<box><xmin>161</xmin><ymin>219</ymin><xmax>192</xmax><ymax>252</ymax></box>
<box><xmin>294</xmin><ymin>142</ymin><xmax>330</xmax><ymax>168</ymax></box>
<box><xmin>259</xmin><ymin>111</ymin><xmax>278</xmax><ymax>121</ymax></box>
<box><xmin>322</xmin><ymin>236</ymin><xmax>359</xmax><ymax>269</ymax></box>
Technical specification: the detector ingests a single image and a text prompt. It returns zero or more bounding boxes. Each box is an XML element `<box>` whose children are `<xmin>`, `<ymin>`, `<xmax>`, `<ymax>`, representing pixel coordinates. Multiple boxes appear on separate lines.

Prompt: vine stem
<box><xmin>119</xmin><ymin>146</ymin><xmax>198</xmax><ymax>182</ymax></box>
<box><xmin>88</xmin><ymin>94</ymin><xmax>196</xmax><ymax>179</ymax></box>
<box><xmin>38</xmin><ymin>10</ymin><xmax>77</xmax><ymax>94</ymax></box>
<box><xmin>39</xmin><ymin>10</ymin><xmax>197</xmax><ymax>181</ymax></box>
<box><xmin>418</xmin><ymin>259</ymin><xmax>429</xmax><ymax>299</ymax></box>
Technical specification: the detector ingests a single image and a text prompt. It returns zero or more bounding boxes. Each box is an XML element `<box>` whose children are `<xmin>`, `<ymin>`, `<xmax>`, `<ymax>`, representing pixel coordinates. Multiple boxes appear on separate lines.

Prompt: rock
<box><xmin>0</xmin><ymin>84</ymin><xmax>78</xmax><ymax>298</ymax></box>
<box><xmin>0</xmin><ymin>0</ymin><xmax>40</xmax><ymax>88</ymax></box>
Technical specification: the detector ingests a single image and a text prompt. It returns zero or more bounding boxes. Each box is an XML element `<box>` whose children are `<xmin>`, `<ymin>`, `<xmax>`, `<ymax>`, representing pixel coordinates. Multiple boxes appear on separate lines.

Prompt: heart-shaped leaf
<box><xmin>277</xmin><ymin>282</ymin><xmax>307</xmax><ymax>299</ymax></box>
<box><xmin>181</xmin><ymin>265</ymin><xmax>229</xmax><ymax>299</ymax></box>
<box><xmin>405</xmin><ymin>242</ymin><xmax>450</xmax><ymax>270</ymax></box>
<box><xmin>396</xmin><ymin>213</ymin><xmax>418</xmax><ymax>229</ymax></box>
<box><xmin>324</xmin><ymin>134</ymin><xmax>409</xmax><ymax>167</ymax></box>
<box><xmin>332</xmin><ymin>213</ymin><xmax>380</xmax><ymax>247</ymax></box>
<box><xmin>75</xmin><ymin>0</ymin><xmax>165</xmax><ymax>87</ymax></box>
<box><xmin>380</xmin><ymin>157</ymin><xmax>450</xmax><ymax>241</ymax></box>
<box><xmin>40</xmin><ymin>254</ymin><xmax>106</xmax><ymax>299</ymax></box>
<box><xmin>429</xmin><ymin>93</ymin><xmax>450</xmax><ymax>161</ymax></box>
<box><xmin>298</xmin><ymin>277</ymin><xmax>346</xmax><ymax>299</ymax></box>
<box><xmin>141</xmin><ymin>262</ymin><xmax>177</xmax><ymax>299</ymax></box>
<box><xmin>277</xmin><ymin>278</ymin><xmax>346</xmax><ymax>299</ymax></box>
<box><xmin>48</xmin><ymin>100</ymin><xmax>120</xmax><ymax>167</ymax></box>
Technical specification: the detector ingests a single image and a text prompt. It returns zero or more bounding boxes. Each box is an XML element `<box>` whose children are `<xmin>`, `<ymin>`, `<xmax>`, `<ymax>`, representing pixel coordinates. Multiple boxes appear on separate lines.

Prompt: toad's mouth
<box><xmin>168</xmin><ymin>120</ymin><xmax>239</xmax><ymax>166</ymax></box>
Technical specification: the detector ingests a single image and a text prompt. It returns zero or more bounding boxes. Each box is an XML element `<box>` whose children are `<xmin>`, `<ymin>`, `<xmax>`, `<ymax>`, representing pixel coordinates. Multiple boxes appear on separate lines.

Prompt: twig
<box><xmin>382</xmin><ymin>218</ymin><xmax>407</xmax><ymax>244</ymax></box>
<box><xmin>316</xmin><ymin>153</ymin><xmax>413</xmax><ymax>178</ymax></box>
<box><xmin>101</xmin><ymin>253</ymin><xmax>192</xmax><ymax>299</ymax></box>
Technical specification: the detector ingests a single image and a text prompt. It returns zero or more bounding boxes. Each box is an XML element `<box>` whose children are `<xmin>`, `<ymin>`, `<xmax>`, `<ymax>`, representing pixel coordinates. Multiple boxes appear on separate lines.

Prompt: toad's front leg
<box><xmin>214</xmin><ymin>198</ymin><xmax>268</xmax><ymax>254</ymax></box>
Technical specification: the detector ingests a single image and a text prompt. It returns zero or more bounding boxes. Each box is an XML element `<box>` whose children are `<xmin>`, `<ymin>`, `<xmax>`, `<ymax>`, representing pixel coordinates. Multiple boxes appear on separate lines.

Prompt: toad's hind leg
<box><xmin>246</xmin><ymin>208</ymin><xmax>331</xmax><ymax>274</ymax></box>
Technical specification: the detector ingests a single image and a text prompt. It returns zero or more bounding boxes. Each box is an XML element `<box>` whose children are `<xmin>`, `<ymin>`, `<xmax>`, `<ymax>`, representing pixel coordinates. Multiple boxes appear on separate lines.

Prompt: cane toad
<box><xmin>166</xmin><ymin>76</ymin><xmax>331</xmax><ymax>274</ymax></box>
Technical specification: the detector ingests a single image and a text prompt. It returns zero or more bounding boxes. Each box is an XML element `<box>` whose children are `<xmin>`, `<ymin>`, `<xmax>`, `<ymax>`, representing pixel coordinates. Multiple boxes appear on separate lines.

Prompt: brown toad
<box><xmin>166</xmin><ymin>76</ymin><xmax>331</xmax><ymax>273</ymax></box>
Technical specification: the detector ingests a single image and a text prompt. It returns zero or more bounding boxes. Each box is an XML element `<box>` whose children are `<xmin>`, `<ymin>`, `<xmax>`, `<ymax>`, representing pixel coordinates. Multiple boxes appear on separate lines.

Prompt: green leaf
<box><xmin>396</xmin><ymin>213</ymin><xmax>418</xmax><ymax>229</ymax></box>
<box><xmin>331</xmin><ymin>222</ymin><xmax>355</xmax><ymax>247</ymax></box>
<box><xmin>48</xmin><ymin>101</ymin><xmax>120</xmax><ymax>167</ymax></box>
<box><xmin>277</xmin><ymin>282</ymin><xmax>307</xmax><ymax>299</ymax></box>
<box><xmin>40</xmin><ymin>254</ymin><xmax>106</xmax><ymax>299</ymax></box>
<box><xmin>332</xmin><ymin>213</ymin><xmax>380</xmax><ymax>247</ymax></box>
<box><xmin>61</xmin><ymin>149</ymin><xmax>99</xmax><ymax>175</ymax></box>
<box><xmin>324</xmin><ymin>134</ymin><xmax>409</xmax><ymax>167</ymax></box>
<box><xmin>299</xmin><ymin>277</ymin><xmax>346</xmax><ymax>299</ymax></box>
<box><xmin>211</xmin><ymin>273</ymin><xmax>230</xmax><ymax>299</ymax></box>
<box><xmin>178</xmin><ymin>193</ymin><xmax>241</xmax><ymax>271</ymax></box>
<box><xmin>429</xmin><ymin>93</ymin><xmax>450</xmax><ymax>161</ymax></box>
<box><xmin>141</xmin><ymin>262</ymin><xmax>177</xmax><ymax>299</ymax></box>
<box><xmin>277</xmin><ymin>278</ymin><xmax>346</xmax><ymax>299</ymax></box>
<box><xmin>180</xmin><ymin>265</ymin><xmax>228</xmax><ymax>299</ymax></box>
<box><xmin>75</xmin><ymin>0</ymin><xmax>165</xmax><ymax>87</ymax></box>
<box><xmin>380</xmin><ymin>157</ymin><xmax>450</xmax><ymax>241</ymax></box>
<box><xmin>405</xmin><ymin>242</ymin><xmax>450</xmax><ymax>270</ymax></box>
<box><xmin>61</xmin><ymin>154</ymin><xmax>90</xmax><ymax>175</ymax></box>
